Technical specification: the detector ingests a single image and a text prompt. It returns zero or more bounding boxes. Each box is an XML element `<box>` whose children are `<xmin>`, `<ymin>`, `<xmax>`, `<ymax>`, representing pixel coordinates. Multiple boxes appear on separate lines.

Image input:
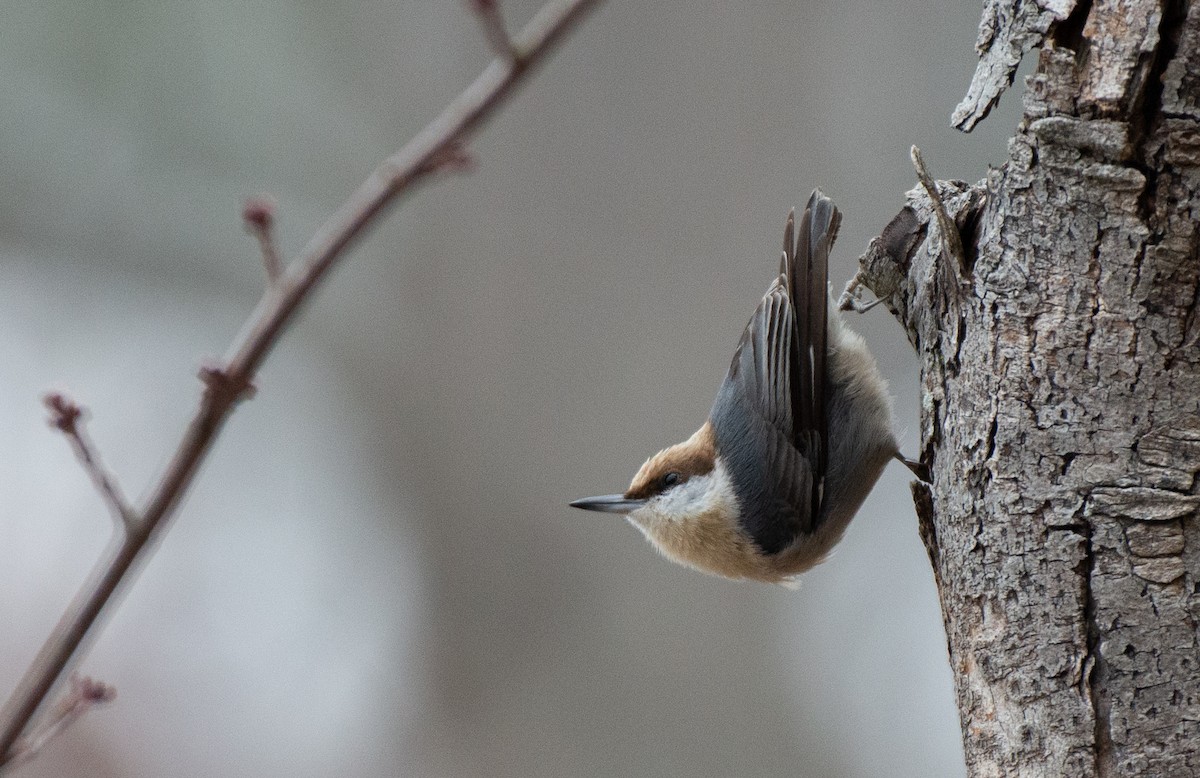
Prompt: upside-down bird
<box><xmin>571</xmin><ymin>190</ymin><xmax>920</xmax><ymax>585</ymax></box>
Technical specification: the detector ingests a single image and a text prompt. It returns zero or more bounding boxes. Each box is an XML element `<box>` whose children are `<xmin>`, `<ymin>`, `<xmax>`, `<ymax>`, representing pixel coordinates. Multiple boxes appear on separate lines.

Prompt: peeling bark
<box><xmin>859</xmin><ymin>0</ymin><xmax>1200</xmax><ymax>774</ymax></box>
<box><xmin>953</xmin><ymin>0</ymin><xmax>1078</xmax><ymax>131</ymax></box>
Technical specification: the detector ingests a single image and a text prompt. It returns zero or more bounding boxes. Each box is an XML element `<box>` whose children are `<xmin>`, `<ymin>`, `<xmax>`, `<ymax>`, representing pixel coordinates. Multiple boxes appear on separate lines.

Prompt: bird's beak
<box><xmin>569</xmin><ymin>494</ymin><xmax>647</xmax><ymax>514</ymax></box>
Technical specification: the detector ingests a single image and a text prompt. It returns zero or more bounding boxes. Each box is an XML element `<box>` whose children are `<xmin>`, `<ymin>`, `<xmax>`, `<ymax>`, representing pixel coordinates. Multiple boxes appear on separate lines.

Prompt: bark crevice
<box><xmin>1080</xmin><ymin>518</ymin><xmax>1114</xmax><ymax>777</ymax></box>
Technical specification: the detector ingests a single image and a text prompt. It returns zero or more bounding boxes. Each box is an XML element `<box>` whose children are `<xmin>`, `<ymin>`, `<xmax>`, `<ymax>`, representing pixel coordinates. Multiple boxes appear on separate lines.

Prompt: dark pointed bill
<box><xmin>569</xmin><ymin>494</ymin><xmax>647</xmax><ymax>514</ymax></box>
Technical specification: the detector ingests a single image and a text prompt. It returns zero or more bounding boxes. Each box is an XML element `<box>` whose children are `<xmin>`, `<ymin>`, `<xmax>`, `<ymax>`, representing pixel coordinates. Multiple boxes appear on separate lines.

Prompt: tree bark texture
<box><xmin>857</xmin><ymin>0</ymin><xmax>1200</xmax><ymax>774</ymax></box>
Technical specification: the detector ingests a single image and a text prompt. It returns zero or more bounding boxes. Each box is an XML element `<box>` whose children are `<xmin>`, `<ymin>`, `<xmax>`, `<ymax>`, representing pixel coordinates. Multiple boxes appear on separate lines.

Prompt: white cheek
<box><xmin>640</xmin><ymin>462</ymin><xmax>736</xmax><ymax>521</ymax></box>
<box><xmin>657</xmin><ymin>475</ymin><xmax>714</xmax><ymax>515</ymax></box>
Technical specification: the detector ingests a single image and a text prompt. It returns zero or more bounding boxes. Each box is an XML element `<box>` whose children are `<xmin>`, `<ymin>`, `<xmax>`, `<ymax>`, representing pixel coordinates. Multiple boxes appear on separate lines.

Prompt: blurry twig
<box><xmin>3</xmin><ymin>676</ymin><xmax>115</xmax><ymax>771</ymax></box>
<box><xmin>243</xmin><ymin>196</ymin><xmax>284</xmax><ymax>283</ymax></box>
<box><xmin>0</xmin><ymin>0</ymin><xmax>603</xmax><ymax>769</ymax></box>
<box><xmin>470</xmin><ymin>0</ymin><xmax>519</xmax><ymax>61</ymax></box>
<box><xmin>42</xmin><ymin>394</ymin><xmax>137</xmax><ymax>533</ymax></box>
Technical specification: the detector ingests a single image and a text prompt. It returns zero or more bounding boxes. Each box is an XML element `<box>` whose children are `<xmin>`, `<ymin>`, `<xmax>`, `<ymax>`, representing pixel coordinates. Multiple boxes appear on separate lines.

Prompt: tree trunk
<box><xmin>855</xmin><ymin>0</ymin><xmax>1200</xmax><ymax>774</ymax></box>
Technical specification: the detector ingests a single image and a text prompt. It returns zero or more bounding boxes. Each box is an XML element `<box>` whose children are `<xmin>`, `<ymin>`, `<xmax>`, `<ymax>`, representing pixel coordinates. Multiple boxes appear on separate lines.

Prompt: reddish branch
<box><xmin>42</xmin><ymin>394</ymin><xmax>136</xmax><ymax>532</ymax></box>
<box><xmin>0</xmin><ymin>0</ymin><xmax>603</xmax><ymax>767</ymax></box>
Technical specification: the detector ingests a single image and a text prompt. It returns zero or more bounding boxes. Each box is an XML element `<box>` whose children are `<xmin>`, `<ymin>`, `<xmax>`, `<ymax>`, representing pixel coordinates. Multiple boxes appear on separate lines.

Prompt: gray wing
<box><xmin>709</xmin><ymin>190</ymin><xmax>839</xmax><ymax>554</ymax></box>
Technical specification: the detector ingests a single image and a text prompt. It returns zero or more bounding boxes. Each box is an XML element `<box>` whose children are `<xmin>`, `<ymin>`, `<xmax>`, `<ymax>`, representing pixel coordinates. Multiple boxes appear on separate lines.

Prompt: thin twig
<box><xmin>42</xmin><ymin>394</ymin><xmax>138</xmax><ymax>533</ymax></box>
<box><xmin>910</xmin><ymin>145</ymin><xmax>966</xmax><ymax>273</ymax></box>
<box><xmin>470</xmin><ymin>0</ymin><xmax>520</xmax><ymax>62</ymax></box>
<box><xmin>0</xmin><ymin>0</ymin><xmax>603</xmax><ymax>767</ymax></box>
<box><xmin>3</xmin><ymin>676</ymin><xmax>115</xmax><ymax>771</ymax></box>
<box><xmin>243</xmin><ymin>196</ymin><xmax>284</xmax><ymax>283</ymax></box>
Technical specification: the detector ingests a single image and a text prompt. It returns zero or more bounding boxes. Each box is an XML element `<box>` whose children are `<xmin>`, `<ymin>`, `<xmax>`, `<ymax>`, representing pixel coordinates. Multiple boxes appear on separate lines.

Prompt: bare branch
<box><xmin>0</xmin><ymin>0</ymin><xmax>604</xmax><ymax>767</ymax></box>
<box><xmin>243</xmin><ymin>196</ymin><xmax>284</xmax><ymax>283</ymax></box>
<box><xmin>42</xmin><ymin>393</ymin><xmax>137</xmax><ymax>533</ymax></box>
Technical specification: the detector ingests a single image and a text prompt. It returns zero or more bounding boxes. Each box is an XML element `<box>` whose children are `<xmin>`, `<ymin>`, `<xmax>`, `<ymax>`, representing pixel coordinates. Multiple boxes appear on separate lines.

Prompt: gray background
<box><xmin>1</xmin><ymin>2</ymin><xmax>1024</xmax><ymax>776</ymax></box>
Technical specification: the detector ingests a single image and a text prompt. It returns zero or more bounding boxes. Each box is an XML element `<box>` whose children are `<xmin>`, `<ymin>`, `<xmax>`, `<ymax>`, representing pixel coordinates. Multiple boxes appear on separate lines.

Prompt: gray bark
<box><xmin>855</xmin><ymin>0</ymin><xmax>1200</xmax><ymax>774</ymax></box>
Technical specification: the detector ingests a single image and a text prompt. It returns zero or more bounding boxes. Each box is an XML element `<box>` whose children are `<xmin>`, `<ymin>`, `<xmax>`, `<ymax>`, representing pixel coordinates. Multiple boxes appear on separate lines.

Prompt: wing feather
<box><xmin>709</xmin><ymin>190</ymin><xmax>839</xmax><ymax>553</ymax></box>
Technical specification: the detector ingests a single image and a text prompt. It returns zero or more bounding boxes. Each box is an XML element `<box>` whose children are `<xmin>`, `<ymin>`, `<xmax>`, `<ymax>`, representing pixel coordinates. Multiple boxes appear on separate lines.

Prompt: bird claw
<box><xmin>837</xmin><ymin>273</ymin><xmax>887</xmax><ymax>313</ymax></box>
<box><xmin>894</xmin><ymin>452</ymin><xmax>930</xmax><ymax>482</ymax></box>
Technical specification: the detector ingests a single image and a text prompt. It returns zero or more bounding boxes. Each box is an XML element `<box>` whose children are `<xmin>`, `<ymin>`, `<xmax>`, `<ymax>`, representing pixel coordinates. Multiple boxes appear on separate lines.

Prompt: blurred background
<box><xmin>0</xmin><ymin>2</ymin><xmax>1026</xmax><ymax>776</ymax></box>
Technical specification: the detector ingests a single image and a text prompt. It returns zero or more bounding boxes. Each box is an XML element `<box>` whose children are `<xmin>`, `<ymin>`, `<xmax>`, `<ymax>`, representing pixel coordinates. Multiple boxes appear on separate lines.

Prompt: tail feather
<box><xmin>786</xmin><ymin>190</ymin><xmax>839</xmax><ymax>517</ymax></box>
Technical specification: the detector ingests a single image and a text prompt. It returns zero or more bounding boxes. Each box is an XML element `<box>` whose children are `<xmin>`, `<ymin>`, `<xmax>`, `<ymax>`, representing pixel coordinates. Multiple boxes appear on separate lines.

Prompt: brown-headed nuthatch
<box><xmin>571</xmin><ymin>190</ymin><xmax>922</xmax><ymax>586</ymax></box>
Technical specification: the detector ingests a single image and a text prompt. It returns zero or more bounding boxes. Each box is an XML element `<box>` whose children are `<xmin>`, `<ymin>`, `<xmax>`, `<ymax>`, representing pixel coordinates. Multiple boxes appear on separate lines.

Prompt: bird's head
<box><xmin>571</xmin><ymin>422</ymin><xmax>781</xmax><ymax>582</ymax></box>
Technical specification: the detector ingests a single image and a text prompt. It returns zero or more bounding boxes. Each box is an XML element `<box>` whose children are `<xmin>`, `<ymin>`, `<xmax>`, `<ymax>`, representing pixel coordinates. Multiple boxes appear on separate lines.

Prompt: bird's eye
<box><xmin>661</xmin><ymin>472</ymin><xmax>681</xmax><ymax>489</ymax></box>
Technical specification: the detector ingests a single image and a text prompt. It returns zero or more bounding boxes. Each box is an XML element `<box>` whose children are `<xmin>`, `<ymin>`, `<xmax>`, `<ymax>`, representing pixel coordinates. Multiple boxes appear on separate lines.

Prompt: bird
<box><xmin>570</xmin><ymin>190</ymin><xmax>921</xmax><ymax>586</ymax></box>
